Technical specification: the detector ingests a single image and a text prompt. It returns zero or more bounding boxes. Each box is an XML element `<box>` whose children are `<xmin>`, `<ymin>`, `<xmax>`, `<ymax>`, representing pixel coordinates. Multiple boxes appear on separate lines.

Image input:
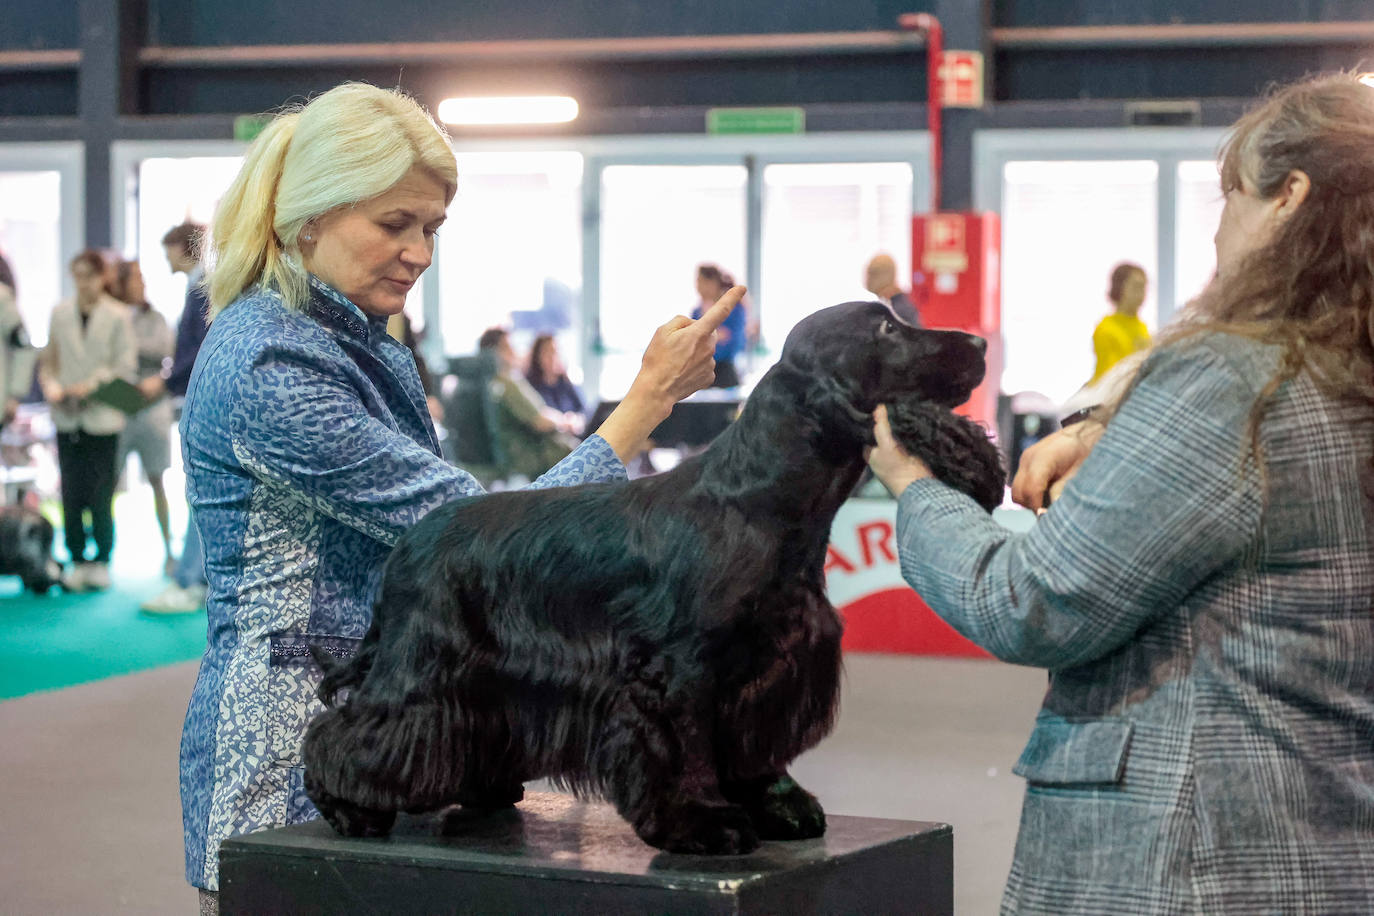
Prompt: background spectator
<box><xmin>110</xmin><ymin>258</ymin><xmax>176</xmax><ymax>574</ymax></box>
<box><xmin>39</xmin><ymin>249</ymin><xmax>137</xmax><ymax>591</ymax></box>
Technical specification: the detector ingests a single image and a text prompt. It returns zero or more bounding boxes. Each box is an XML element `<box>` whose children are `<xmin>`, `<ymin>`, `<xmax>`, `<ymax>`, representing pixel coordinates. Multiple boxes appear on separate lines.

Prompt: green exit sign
<box><xmin>706</xmin><ymin>107</ymin><xmax>805</xmax><ymax>135</ymax></box>
<box><xmin>233</xmin><ymin>114</ymin><xmax>273</xmax><ymax>143</ymax></box>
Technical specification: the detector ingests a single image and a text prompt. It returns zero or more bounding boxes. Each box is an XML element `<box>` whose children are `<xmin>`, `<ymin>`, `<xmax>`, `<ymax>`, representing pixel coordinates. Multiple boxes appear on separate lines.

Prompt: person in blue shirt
<box><xmin>692</xmin><ymin>263</ymin><xmax>748</xmax><ymax>387</ymax></box>
<box><xmin>176</xmin><ymin>81</ymin><xmax>742</xmax><ymax>912</ymax></box>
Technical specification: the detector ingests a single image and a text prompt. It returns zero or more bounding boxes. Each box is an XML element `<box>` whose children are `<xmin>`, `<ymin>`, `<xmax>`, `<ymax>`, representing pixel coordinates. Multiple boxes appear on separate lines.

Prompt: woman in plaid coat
<box><xmin>871</xmin><ymin>74</ymin><xmax>1374</xmax><ymax>914</ymax></box>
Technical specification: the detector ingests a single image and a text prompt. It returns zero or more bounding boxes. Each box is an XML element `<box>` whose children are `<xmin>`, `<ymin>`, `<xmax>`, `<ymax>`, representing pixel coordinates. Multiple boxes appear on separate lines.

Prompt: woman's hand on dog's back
<box><xmin>594</xmin><ymin>285</ymin><xmax>746</xmax><ymax>463</ymax></box>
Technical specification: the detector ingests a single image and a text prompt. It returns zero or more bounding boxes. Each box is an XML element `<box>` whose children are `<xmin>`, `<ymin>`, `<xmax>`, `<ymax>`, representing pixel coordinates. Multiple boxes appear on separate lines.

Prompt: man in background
<box><xmin>139</xmin><ymin>222</ymin><xmax>211</xmax><ymax>614</ymax></box>
<box><xmin>864</xmin><ymin>253</ymin><xmax>922</xmax><ymax>327</ymax></box>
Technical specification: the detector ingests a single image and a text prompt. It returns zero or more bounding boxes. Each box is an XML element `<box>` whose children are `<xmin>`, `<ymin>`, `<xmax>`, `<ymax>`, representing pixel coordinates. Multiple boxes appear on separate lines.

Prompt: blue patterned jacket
<box><xmin>897</xmin><ymin>334</ymin><xmax>1374</xmax><ymax>914</ymax></box>
<box><xmin>177</xmin><ymin>279</ymin><xmax>626</xmax><ymax>890</ymax></box>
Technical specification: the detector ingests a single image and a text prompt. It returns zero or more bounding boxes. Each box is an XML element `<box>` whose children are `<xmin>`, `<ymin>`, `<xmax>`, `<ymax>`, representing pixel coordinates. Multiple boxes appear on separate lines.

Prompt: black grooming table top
<box><xmin>220</xmin><ymin>791</ymin><xmax>953</xmax><ymax>915</ymax></box>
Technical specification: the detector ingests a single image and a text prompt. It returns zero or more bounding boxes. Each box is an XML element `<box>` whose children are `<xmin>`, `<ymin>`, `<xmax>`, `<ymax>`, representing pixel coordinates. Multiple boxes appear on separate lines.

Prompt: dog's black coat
<box><xmin>0</xmin><ymin>506</ymin><xmax>61</xmax><ymax>593</ymax></box>
<box><xmin>303</xmin><ymin>302</ymin><xmax>993</xmax><ymax>854</ymax></box>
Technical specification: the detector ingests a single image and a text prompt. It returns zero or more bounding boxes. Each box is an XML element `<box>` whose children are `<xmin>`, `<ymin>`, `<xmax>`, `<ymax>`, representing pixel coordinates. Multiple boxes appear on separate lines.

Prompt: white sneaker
<box><xmin>82</xmin><ymin>562</ymin><xmax>111</xmax><ymax>591</ymax></box>
<box><xmin>60</xmin><ymin>564</ymin><xmax>87</xmax><ymax>592</ymax></box>
<box><xmin>140</xmin><ymin>584</ymin><xmax>206</xmax><ymax>614</ymax></box>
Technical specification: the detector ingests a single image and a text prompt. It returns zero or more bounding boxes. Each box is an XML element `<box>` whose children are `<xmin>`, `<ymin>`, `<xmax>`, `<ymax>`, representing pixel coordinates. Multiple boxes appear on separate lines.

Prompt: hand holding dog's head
<box><xmin>883</xmin><ymin>400</ymin><xmax>1006</xmax><ymax>512</ymax></box>
<box><xmin>780</xmin><ymin>302</ymin><xmax>987</xmax><ymax>445</ymax></box>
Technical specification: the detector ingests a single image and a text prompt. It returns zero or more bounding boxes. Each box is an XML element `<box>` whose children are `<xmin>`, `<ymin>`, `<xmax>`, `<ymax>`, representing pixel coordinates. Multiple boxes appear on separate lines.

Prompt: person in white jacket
<box><xmin>0</xmin><ymin>253</ymin><xmax>35</xmax><ymax>429</ymax></box>
<box><xmin>38</xmin><ymin>250</ymin><xmax>137</xmax><ymax>590</ymax></box>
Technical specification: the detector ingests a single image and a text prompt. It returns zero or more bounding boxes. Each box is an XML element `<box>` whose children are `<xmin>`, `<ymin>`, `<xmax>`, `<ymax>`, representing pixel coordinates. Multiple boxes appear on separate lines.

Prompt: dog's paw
<box><xmin>645</xmin><ymin>802</ymin><xmax>760</xmax><ymax>855</ymax></box>
<box><xmin>456</xmin><ymin>779</ymin><xmax>525</xmax><ymax>810</ymax></box>
<box><xmin>313</xmin><ymin>793</ymin><xmax>398</xmax><ymax>838</ymax></box>
<box><xmin>745</xmin><ymin>775</ymin><xmax>826</xmax><ymax>841</ymax></box>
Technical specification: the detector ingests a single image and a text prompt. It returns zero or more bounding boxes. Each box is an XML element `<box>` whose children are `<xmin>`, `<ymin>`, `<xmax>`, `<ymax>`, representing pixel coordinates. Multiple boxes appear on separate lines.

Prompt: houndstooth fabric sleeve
<box><xmin>895</xmin><ymin>339</ymin><xmax>1265</xmax><ymax>669</ymax></box>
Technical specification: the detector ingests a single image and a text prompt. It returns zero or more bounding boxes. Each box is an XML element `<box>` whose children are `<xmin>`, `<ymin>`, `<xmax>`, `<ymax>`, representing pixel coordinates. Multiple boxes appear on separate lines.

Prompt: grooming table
<box><xmin>219</xmin><ymin>791</ymin><xmax>953</xmax><ymax>914</ymax></box>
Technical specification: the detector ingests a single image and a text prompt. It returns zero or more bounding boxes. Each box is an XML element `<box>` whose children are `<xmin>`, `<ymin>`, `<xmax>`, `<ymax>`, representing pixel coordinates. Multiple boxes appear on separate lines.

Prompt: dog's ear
<box><xmin>805</xmin><ymin>374</ymin><xmax>875</xmax><ymax>445</ymax></box>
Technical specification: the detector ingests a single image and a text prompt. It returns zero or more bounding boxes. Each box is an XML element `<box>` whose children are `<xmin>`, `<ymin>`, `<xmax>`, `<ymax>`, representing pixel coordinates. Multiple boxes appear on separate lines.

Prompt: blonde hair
<box><xmin>209</xmin><ymin>82</ymin><xmax>457</xmax><ymax>314</ymax></box>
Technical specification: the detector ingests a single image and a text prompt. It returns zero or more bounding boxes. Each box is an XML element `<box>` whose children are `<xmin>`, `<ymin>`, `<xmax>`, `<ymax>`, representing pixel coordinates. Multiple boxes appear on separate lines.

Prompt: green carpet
<box><xmin>0</xmin><ymin>574</ymin><xmax>207</xmax><ymax>700</ymax></box>
<box><xmin>0</xmin><ymin>492</ymin><xmax>208</xmax><ymax>700</ymax></box>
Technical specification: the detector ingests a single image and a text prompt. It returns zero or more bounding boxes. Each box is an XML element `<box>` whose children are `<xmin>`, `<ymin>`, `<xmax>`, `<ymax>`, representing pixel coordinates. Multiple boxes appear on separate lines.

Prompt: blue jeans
<box><xmin>175</xmin><ymin>512</ymin><xmax>207</xmax><ymax>589</ymax></box>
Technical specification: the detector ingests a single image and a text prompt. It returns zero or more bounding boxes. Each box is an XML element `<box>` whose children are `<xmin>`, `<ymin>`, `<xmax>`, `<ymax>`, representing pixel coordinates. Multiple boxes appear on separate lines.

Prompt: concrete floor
<box><xmin>0</xmin><ymin>651</ymin><xmax>1047</xmax><ymax>915</ymax></box>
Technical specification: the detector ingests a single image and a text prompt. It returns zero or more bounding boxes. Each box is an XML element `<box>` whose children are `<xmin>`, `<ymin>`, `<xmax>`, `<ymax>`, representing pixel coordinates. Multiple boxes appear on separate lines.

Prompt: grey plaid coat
<box><xmin>896</xmin><ymin>333</ymin><xmax>1374</xmax><ymax>914</ymax></box>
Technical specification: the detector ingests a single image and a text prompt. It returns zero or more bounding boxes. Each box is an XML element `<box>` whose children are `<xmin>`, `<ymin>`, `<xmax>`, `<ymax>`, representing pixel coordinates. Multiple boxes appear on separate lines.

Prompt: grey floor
<box><xmin>0</xmin><ymin>652</ymin><xmax>1047</xmax><ymax>915</ymax></box>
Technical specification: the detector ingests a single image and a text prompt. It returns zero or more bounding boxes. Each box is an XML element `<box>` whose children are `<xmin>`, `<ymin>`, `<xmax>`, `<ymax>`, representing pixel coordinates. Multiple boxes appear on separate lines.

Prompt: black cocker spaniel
<box><xmin>304</xmin><ymin>301</ymin><xmax>1001</xmax><ymax>854</ymax></box>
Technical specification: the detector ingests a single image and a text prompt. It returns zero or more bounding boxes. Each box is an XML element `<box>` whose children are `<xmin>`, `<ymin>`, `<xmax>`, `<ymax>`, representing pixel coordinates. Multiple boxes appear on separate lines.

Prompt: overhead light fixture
<box><xmin>437</xmin><ymin>95</ymin><xmax>579</xmax><ymax>126</ymax></box>
<box><xmin>1361</xmin><ymin>74</ymin><xmax>1374</xmax><ymax>89</ymax></box>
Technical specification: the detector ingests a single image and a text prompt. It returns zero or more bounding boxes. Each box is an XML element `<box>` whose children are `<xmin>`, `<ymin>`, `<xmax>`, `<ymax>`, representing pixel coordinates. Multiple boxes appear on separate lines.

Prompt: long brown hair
<box><xmin>1107</xmin><ymin>73</ymin><xmax>1374</xmax><ymax>480</ymax></box>
<box><xmin>527</xmin><ymin>333</ymin><xmax>559</xmax><ymax>387</ymax></box>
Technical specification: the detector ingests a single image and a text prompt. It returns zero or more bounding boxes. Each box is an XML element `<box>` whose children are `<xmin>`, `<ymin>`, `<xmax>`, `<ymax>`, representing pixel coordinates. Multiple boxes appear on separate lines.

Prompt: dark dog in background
<box><xmin>0</xmin><ymin>506</ymin><xmax>62</xmax><ymax>593</ymax></box>
<box><xmin>303</xmin><ymin>301</ymin><xmax>998</xmax><ymax>855</ymax></box>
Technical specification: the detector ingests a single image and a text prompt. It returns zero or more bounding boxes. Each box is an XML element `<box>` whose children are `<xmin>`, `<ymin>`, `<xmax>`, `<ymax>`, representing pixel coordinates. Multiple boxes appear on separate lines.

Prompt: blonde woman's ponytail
<box><xmin>208</xmin><ymin>82</ymin><xmax>456</xmax><ymax>317</ymax></box>
<box><xmin>209</xmin><ymin>113</ymin><xmax>303</xmax><ymax>315</ymax></box>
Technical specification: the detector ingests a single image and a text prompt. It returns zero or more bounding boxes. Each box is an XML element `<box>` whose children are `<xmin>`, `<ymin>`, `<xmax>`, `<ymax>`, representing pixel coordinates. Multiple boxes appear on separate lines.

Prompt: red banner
<box><xmin>826</xmin><ymin>501</ymin><xmax>990</xmax><ymax>658</ymax></box>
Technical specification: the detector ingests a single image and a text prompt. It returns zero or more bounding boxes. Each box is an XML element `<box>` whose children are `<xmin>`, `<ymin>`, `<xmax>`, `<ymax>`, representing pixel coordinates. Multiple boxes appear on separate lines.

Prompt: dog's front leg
<box><xmin>596</xmin><ymin>680</ymin><xmax>759</xmax><ymax>855</ymax></box>
<box><xmin>720</xmin><ymin>771</ymin><xmax>826</xmax><ymax>841</ymax></box>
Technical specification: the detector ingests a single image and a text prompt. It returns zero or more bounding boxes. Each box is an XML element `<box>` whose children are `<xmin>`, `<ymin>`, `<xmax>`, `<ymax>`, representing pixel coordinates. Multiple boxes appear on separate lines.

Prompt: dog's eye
<box><xmin>879</xmin><ymin>318</ymin><xmax>897</xmax><ymax>335</ymax></box>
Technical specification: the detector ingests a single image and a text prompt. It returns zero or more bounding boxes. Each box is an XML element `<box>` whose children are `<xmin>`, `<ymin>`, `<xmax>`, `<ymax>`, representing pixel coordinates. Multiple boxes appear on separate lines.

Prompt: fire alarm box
<box><xmin>911</xmin><ymin>211</ymin><xmax>1002</xmax><ymax>430</ymax></box>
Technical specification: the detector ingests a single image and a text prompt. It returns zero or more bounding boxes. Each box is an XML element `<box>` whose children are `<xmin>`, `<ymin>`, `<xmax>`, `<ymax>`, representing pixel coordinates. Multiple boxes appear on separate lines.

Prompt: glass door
<box><xmin>134</xmin><ymin>156</ymin><xmax>243</xmax><ymax>325</ymax></box>
<box><xmin>1175</xmin><ymin>160</ymin><xmax>1226</xmax><ymax>308</ymax></box>
<box><xmin>437</xmin><ymin>151</ymin><xmax>583</xmax><ymax>372</ymax></box>
<box><xmin>0</xmin><ymin>170</ymin><xmax>65</xmax><ymax>347</ymax></box>
<box><xmin>760</xmin><ymin>162</ymin><xmax>914</xmax><ymax>361</ymax></box>
<box><xmin>596</xmin><ymin>164</ymin><xmax>748</xmax><ymax>399</ymax></box>
<box><xmin>999</xmin><ymin>160</ymin><xmax>1160</xmax><ymax>403</ymax></box>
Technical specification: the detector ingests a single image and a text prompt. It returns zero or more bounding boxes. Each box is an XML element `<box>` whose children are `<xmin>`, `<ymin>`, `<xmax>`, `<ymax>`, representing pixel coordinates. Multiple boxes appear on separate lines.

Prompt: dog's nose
<box><xmin>969</xmin><ymin>334</ymin><xmax>987</xmax><ymax>354</ymax></box>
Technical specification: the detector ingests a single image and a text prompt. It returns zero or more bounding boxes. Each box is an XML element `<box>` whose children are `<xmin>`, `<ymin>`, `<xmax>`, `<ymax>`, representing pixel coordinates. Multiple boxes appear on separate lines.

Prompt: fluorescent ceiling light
<box><xmin>438</xmin><ymin>96</ymin><xmax>579</xmax><ymax>125</ymax></box>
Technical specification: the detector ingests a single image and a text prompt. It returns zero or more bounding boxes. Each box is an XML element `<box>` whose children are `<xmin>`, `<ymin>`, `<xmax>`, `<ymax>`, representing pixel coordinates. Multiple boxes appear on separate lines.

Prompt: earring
<box><xmin>303</xmin><ymin>233</ymin><xmax>313</xmax><ymax>242</ymax></box>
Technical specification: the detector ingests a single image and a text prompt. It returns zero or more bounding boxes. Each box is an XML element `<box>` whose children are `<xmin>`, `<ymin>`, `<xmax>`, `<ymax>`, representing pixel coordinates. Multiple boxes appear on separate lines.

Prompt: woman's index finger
<box><xmin>696</xmin><ymin>286</ymin><xmax>746</xmax><ymax>332</ymax></box>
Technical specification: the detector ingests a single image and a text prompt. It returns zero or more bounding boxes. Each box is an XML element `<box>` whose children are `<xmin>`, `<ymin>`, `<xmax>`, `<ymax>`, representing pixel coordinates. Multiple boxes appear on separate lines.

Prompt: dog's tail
<box><xmin>313</xmin><ymin>639</ymin><xmax>377</xmax><ymax>707</ymax></box>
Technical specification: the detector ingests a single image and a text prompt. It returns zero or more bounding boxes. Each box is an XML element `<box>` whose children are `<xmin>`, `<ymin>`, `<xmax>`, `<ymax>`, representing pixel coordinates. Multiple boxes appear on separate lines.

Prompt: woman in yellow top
<box><xmin>1088</xmin><ymin>262</ymin><xmax>1151</xmax><ymax>384</ymax></box>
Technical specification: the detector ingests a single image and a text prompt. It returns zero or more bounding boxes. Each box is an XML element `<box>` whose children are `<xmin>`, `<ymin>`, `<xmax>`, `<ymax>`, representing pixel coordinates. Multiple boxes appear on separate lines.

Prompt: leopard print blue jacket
<box><xmin>177</xmin><ymin>279</ymin><xmax>625</xmax><ymax>890</ymax></box>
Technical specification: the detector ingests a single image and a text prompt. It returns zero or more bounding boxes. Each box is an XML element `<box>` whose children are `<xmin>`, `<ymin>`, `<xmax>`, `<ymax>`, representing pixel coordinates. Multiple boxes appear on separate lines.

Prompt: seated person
<box><xmin>479</xmin><ymin>328</ymin><xmax>576</xmax><ymax>480</ymax></box>
<box><xmin>525</xmin><ymin>333</ymin><xmax>584</xmax><ymax>434</ymax></box>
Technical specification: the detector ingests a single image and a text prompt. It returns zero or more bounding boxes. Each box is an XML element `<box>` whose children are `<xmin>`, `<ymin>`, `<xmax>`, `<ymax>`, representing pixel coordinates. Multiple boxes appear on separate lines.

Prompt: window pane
<box><xmin>136</xmin><ymin>157</ymin><xmax>242</xmax><ymax>324</ymax></box>
<box><xmin>439</xmin><ymin>152</ymin><xmax>582</xmax><ymax>368</ymax></box>
<box><xmin>0</xmin><ymin>171</ymin><xmax>63</xmax><ymax>346</ymax></box>
<box><xmin>761</xmin><ymin>162</ymin><xmax>912</xmax><ymax>360</ymax></box>
<box><xmin>598</xmin><ymin>165</ymin><xmax>747</xmax><ymax>399</ymax></box>
<box><xmin>1001</xmin><ymin>160</ymin><xmax>1158</xmax><ymax>403</ymax></box>
<box><xmin>1176</xmin><ymin>160</ymin><xmax>1225</xmax><ymax>307</ymax></box>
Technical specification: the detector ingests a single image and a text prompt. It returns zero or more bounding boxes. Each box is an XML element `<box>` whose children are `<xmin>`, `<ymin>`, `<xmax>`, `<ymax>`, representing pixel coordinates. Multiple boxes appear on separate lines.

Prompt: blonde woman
<box><xmin>176</xmin><ymin>82</ymin><xmax>740</xmax><ymax>909</ymax></box>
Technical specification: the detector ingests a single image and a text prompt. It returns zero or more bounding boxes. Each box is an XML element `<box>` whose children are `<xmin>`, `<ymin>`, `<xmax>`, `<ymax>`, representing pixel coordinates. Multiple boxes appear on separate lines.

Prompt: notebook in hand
<box><xmin>90</xmin><ymin>378</ymin><xmax>147</xmax><ymax>414</ymax></box>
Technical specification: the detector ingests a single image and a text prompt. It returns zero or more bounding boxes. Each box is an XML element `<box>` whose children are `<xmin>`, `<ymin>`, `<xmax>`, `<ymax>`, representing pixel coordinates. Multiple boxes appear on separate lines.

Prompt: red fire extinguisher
<box><xmin>899</xmin><ymin>13</ymin><xmax>1002</xmax><ymax>432</ymax></box>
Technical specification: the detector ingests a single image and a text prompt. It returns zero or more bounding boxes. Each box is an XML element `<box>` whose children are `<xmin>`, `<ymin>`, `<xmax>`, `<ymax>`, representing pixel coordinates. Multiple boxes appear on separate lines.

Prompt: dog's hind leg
<box><xmin>720</xmin><ymin>771</ymin><xmax>825</xmax><ymax>841</ymax></box>
<box><xmin>596</xmin><ymin>676</ymin><xmax>759</xmax><ymax>855</ymax></box>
